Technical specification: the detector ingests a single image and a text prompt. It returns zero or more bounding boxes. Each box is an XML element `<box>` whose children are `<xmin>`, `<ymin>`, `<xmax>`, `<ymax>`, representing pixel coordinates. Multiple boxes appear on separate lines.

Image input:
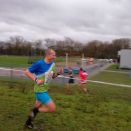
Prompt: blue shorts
<box><xmin>35</xmin><ymin>92</ymin><xmax>52</xmax><ymax>105</ymax></box>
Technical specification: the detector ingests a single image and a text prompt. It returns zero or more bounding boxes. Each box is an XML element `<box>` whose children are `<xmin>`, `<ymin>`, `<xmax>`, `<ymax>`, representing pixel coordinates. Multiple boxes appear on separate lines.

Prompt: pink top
<box><xmin>79</xmin><ymin>71</ymin><xmax>88</xmax><ymax>84</ymax></box>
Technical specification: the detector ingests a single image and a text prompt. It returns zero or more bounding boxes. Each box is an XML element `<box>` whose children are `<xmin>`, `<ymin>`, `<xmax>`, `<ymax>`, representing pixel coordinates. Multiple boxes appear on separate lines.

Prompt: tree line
<box><xmin>0</xmin><ymin>36</ymin><xmax>130</xmax><ymax>58</ymax></box>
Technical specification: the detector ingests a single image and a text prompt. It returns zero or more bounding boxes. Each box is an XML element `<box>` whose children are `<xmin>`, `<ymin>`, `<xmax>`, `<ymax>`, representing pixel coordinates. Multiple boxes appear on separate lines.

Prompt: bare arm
<box><xmin>24</xmin><ymin>69</ymin><xmax>36</xmax><ymax>81</ymax></box>
<box><xmin>24</xmin><ymin>69</ymin><xmax>44</xmax><ymax>85</ymax></box>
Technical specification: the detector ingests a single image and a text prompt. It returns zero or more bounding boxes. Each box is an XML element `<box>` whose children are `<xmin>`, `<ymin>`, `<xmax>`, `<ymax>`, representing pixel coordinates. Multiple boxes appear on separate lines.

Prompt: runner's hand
<box><xmin>35</xmin><ymin>78</ymin><xmax>44</xmax><ymax>85</ymax></box>
<box><xmin>52</xmin><ymin>67</ymin><xmax>64</xmax><ymax>79</ymax></box>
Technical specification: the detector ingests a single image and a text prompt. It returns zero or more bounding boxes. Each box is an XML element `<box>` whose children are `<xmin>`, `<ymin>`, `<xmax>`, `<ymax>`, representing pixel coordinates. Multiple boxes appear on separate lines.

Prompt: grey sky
<box><xmin>0</xmin><ymin>0</ymin><xmax>131</xmax><ymax>42</ymax></box>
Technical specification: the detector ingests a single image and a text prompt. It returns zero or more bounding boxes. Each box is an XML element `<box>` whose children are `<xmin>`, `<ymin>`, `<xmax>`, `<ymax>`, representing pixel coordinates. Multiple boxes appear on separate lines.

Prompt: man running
<box><xmin>24</xmin><ymin>49</ymin><xmax>62</xmax><ymax>129</ymax></box>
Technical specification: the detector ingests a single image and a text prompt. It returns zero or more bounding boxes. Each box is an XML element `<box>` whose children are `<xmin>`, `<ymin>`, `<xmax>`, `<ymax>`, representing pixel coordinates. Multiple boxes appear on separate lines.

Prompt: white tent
<box><xmin>119</xmin><ymin>49</ymin><xmax>131</xmax><ymax>69</ymax></box>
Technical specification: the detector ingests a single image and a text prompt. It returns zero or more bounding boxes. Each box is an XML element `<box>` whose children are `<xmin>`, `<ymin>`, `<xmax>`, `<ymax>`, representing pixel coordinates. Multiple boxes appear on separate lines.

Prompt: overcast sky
<box><xmin>0</xmin><ymin>0</ymin><xmax>131</xmax><ymax>42</ymax></box>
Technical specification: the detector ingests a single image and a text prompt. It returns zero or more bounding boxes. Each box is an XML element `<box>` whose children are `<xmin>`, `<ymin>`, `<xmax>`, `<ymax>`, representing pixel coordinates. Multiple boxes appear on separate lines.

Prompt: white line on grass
<box><xmin>103</xmin><ymin>70</ymin><xmax>129</xmax><ymax>74</ymax></box>
<box><xmin>0</xmin><ymin>67</ymin><xmax>22</xmax><ymax>72</ymax></box>
<box><xmin>1</xmin><ymin>68</ymin><xmax>131</xmax><ymax>88</ymax></box>
<box><xmin>58</xmin><ymin>75</ymin><xmax>131</xmax><ymax>88</ymax></box>
<box><xmin>87</xmin><ymin>80</ymin><xmax>131</xmax><ymax>88</ymax></box>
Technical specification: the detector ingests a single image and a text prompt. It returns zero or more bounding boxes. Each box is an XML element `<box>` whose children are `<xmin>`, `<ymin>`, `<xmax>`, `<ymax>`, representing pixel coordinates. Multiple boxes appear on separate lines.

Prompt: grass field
<box><xmin>90</xmin><ymin>71</ymin><xmax>131</xmax><ymax>85</ymax></box>
<box><xmin>0</xmin><ymin>61</ymin><xmax>131</xmax><ymax>131</ymax></box>
<box><xmin>0</xmin><ymin>69</ymin><xmax>131</xmax><ymax>131</ymax></box>
<box><xmin>0</xmin><ymin>55</ymin><xmax>65</xmax><ymax>67</ymax></box>
<box><xmin>106</xmin><ymin>64</ymin><xmax>130</xmax><ymax>72</ymax></box>
<box><xmin>90</xmin><ymin>64</ymin><xmax>131</xmax><ymax>85</ymax></box>
<box><xmin>0</xmin><ymin>55</ymin><xmax>80</xmax><ymax>68</ymax></box>
<box><xmin>0</xmin><ymin>55</ymin><xmax>29</xmax><ymax>67</ymax></box>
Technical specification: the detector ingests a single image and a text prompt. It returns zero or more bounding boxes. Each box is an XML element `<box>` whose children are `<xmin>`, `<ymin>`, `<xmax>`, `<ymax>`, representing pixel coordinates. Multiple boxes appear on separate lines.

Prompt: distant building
<box><xmin>118</xmin><ymin>49</ymin><xmax>131</xmax><ymax>69</ymax></box>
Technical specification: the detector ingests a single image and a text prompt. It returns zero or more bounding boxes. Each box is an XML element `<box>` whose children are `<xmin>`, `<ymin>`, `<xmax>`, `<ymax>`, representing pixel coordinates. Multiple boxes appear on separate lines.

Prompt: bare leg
<box><xmin>66</xmin><ymin>84</ymin><xmax>72</xmax><ymax>94</ymax></box>
<box><xmin>25</xmin><ymin>100</ymin><xmax>42</xmax><ymax>128</ymax></box>
<box><xmin>38</xmin><ymin>101</ymin><xmax>56</xmax><ymax>113</ymax></box>
<box><xmin>25</xmin><ymin>100</ymin><xmax>56</xmax><ymax>128</ymax></box>
<box><xmin>80</xmin><ymin>84</ymin><xmax>88</xmax><ymax>93</ymax></box>
<box><xmin>35</xmin><ymin>100</ymin><xmax>42</xmax><ymax>108</ymax></box>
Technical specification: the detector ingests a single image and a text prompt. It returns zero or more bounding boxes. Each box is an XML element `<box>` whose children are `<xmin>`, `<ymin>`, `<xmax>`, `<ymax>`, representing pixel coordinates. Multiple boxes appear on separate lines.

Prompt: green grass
<box><xmin>0</xmin><ymin>55</ymin><xmax>67</xmax><ymax>68</ymax></box>
<box><xmin>0</xmin><ymin>78</ymin><xmax>131</xmax><ymax>131</ymax></box>
<box><xmin>0</xmin><ymin>64</ymin><xmax>131</xmax><ymax>131</ymax></box>
<box><xmin>90</xmin><ymin>71</ymin><xmax>131</xmax><ymax>85</ymax></box>
<box><xmin>0</xmin><ymin>55</ymin><xmax>29</xmax><ymax>67</ymax></box>
<box><xmin>0</xmin><ymin>55</ymin><xmax>82</xmax><ymax>69</ymax></box>
<box><xmin>106</xmin><ymin>64</ymin><xmax>131</xmax><ymax>72</ymax></box>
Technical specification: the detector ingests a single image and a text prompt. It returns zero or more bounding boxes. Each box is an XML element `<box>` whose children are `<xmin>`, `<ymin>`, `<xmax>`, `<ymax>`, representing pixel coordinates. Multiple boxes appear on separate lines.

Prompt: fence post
<box><xmin>9</xmin><ymin>66</ymin><xmax>13</xmax><ymax>88</ymax></box>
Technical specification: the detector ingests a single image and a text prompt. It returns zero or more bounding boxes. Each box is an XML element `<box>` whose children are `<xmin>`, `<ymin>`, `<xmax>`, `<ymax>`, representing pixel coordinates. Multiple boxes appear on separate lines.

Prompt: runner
<box><xmin>66</xmin><ymin>70</ymin><xmax>74</xmax><ymax>94</ymax></box>
<box><xmin>24</xmin><ymin>49</ymin><xmax>62</xmax><ymax>129</ymax></box>
<box><xmin>79</xmin><ymin>68</ymin><xmax>89</xmax><ymax>93</ymax></box>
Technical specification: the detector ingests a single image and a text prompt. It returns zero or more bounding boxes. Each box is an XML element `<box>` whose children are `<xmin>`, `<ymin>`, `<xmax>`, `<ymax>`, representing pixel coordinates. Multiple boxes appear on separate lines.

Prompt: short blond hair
<box><xmin>45</xmin><ymin>48</ymin><xmax>55</xmax><ymax>56</ymax></box>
